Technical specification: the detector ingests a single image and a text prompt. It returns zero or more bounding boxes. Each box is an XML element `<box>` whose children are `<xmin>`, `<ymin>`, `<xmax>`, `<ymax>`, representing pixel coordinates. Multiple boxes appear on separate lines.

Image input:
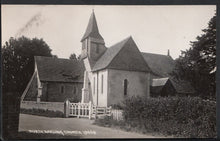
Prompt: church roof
<box><xmin>141</xmin><ymin>52</ymin><xmax>175</xmax><ymax>77</ymax></box>
<box><xmin>81</xmin><ymin>11</ymin><xmax>104</xmax><ymax>42</ymax></box>
<box><xmin>151</xmin><ymin>77</ymin><xmax>195</xmax><ymax>94</ymax></box>
<box><xmin>35</xmin><ymin>56</ymin><xmax>85</xmax><ymax>83</ymax></box>
<box><xmin>170</xmin><ymin>79</ymin><xmax>196</xmax><ymax>94</ymax></box>
<box><xmin>92</xmin><ymin>36</ymin><xmax>151</xmax><ymax>72</ymax></box>
<box><xmin>151</xmin><ymin>77</ymin><xmax>169</xmax><ymax>87</ymax></box>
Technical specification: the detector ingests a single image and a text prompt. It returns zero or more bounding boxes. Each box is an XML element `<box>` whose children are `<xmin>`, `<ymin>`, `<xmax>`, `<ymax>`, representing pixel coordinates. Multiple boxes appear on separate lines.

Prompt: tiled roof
<box><xmin>35</xmin><ymin>56</ymin><xmax>85</xmax><ymax>83</ymax></box>
<box><xmin>141</xmin><ymin>52</ymin><xmax>175</xmax><ymax>77</ymax></box>
<box><xmin>92</xmin><ymin>36</ymin><xmax>151</xmax><ymax>72</ymax></box>
<box><xmin>151</xmin><ymin>77</ymin><xmax>195</xmax><ymax>94</ymax></box>
<box><xmin>81</xmin><ymin>11</ymin><xmax>104</xmax><ymax>42</ymax></box>
<box><xmin>170</xmin><ymin>79</ymin><xmax>195</xmax><ymax>94</ymax></box>
<box><xmin>151</xmin><ymin>77</ymin><xmax>169</xmax><ymax>87</ymax></box>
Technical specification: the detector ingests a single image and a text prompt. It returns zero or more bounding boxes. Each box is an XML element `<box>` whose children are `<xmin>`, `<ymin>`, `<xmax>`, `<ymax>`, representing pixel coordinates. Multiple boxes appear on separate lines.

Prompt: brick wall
<box><xmin>23</xmin><ymin>80</ymin><xmax>83</xmax><ymax>102</ymax></box>
<box><xmin>20</xmin><ymin>101</ymin><xmax>64</xmax><ymax>113</ymax></box>
<box><xmin>42</xmin><ymin>82</ymin><xmax>82</xmax><ymax>102</ymax></box>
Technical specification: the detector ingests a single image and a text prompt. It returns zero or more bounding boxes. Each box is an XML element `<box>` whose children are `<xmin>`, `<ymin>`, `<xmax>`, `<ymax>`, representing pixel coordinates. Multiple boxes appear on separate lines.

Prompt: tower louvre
<box><xmin>81</xmin><ymin>11</ymin><xmax>106</xmax><ymax>64</ymax></box>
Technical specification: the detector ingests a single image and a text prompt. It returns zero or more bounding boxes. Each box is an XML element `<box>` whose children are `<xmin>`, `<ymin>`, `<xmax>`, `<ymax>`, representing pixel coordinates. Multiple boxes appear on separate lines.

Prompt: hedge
<box><xmin>20</xmin><ymin>108</ymin><xmax>64</xmax><ymax>118</ymax></box>
<box><xmin>122</xmin><ymin>96</ymin><xmax>216</xmax><ymax>138</ymax></box>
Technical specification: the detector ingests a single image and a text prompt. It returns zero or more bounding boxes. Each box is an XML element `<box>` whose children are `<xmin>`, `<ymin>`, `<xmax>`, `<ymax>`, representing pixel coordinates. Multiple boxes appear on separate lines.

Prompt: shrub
<box><xmin>94</xmin><ymin>115</ymin><xmax>126</xmax><ymax>129</ymax></box>
<box><xmin>122</xmin><ymin>96</ymin><xmax>216</xmax><ymax>138</ymax></box>
<box><xmin>110</xmin><ymin>104</ymin><xmax>123</xmax><ymax>110</ymax></box>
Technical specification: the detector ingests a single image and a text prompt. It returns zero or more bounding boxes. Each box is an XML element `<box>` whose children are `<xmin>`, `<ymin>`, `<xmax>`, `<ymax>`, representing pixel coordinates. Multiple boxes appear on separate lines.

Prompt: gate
<box><xmin>92</xmin><ymin>106</ymin><xmax>111</xmax><ymax>116</ymax></box>
<box><xmin>64</xmin><ymin>100</ymin><xmax>112</xmax><ymax>119</ymax></box>
<box><xmin>69</xmin><ymin>102</ymin><xmax>91</xmax><ymax>118</ymax></box>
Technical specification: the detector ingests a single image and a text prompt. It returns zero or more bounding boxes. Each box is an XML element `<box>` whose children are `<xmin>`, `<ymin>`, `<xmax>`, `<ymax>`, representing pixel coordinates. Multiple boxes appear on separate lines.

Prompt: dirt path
<box><xmin>19</xmin><ymin>114</ymin><xmax>169</xmax><ymax>138</ymax></box>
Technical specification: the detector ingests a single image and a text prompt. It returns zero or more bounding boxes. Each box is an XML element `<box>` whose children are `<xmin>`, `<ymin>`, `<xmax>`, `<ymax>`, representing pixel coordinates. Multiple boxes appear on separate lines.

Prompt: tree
<box><xmin>69</xmin><ymin>53</ymin><xmax>81</xmax><ymax>60</ymax></box>
<box><xmin>69</xmin><ymin>53</ymin><xmax>77</xmax><ymax>60</ymax></box>
<box><xmin>172</xmin><ymin>13</ymin><xmax>216</xmax><ymax>99</ymax></box>
<box><xmin>2</xmin><ymin>36</ymin><xmax>53</xmax><ymax>95</ymax></box>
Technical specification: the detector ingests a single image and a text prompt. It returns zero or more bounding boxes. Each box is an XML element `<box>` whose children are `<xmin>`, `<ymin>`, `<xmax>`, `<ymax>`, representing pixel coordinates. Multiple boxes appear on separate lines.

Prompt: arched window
<box><xmin>101</xmin><ymin>75</ymin><xmax>104</xmax><ymax>94</ymax></box>
<box><xmin>73</xmin><ymin>86</ymin><xmax>77</xmax><ymax>94</ymax></box>
<box><xmin>96</xmin><ymin>44</ymin><xmax>99</xmax><ymax>53</ymax></box>
<box><xmin>61</xmin><ymin>85</ymin><xmax>65</xmax><ymax>94</ymax></box>
<box><xmin>124</xmin><ymin>79</ymin><xmax>128</xmax><ymax>96</ymax></box>
<box><xmin>93</xmin><ymin>77</ymin><xmax>95</xmax><ymax>95</ymax></box>
<box><xmin>86</xmin><ymin>39</ymin><xmax>89</xmax><ymax>52</ymax></box>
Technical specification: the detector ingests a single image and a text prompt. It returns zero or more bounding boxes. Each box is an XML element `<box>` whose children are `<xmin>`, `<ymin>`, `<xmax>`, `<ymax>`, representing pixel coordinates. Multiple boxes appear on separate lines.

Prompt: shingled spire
<box><xmin>80</xmin><ymin>10</ymin><xmax>106</xmax><ymax>66</ymax></box>
<box><xmin>81</xmin><ymin>10</ymin><xmax>104</xmax><ymax>42</ymax></box>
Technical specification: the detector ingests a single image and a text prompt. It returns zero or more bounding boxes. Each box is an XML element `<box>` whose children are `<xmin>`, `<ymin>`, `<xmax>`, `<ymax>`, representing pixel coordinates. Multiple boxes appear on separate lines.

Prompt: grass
<box><xmin>20</xmin><ymin>108</ymin><xmax>64</xmax><ymax>118</ymax></box>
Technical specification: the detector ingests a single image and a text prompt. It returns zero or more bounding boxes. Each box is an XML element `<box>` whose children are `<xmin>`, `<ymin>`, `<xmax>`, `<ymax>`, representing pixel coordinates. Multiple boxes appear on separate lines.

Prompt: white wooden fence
<box><xmin>65</xmin><ymin>100</ymin><xmax>112</xmax><ymax>119</ymax></box>
<box><xmin>69</xmin><ymin>102</ymin><xmax>92</xmax><ymax>118</ymax></box>
<box><xmin>112</xmin><ymin>109</ymin><xmax>123</xmax><ymax>121</ymax></box>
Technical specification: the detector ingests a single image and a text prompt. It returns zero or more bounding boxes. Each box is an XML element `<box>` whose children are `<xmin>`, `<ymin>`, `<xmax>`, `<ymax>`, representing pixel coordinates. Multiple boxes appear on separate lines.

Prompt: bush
<box><xmin>94</xmin><ymin>116</ymin><xmax>126</xmax><ymax>129</ymax></box>
<box><xmin>110</xmin><ymin>104</ymin><xmax>123</xmax><ymax>110</ymax></box>
<box><xmin>122</xmin><ymin>96</ymin><xmax>216</xmax><ymax>138</ymax></box>
<box><xmin>20</xmin><ymin>108</ymin><xmax>64</xmax><ymax>118</ymax></box>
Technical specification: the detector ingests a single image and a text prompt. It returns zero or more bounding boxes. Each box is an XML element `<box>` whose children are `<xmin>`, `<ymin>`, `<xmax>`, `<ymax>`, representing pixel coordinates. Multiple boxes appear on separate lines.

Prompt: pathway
<box><xmin>19</xmin><ymin>114</ymin><xmax>170</xmax><ymax>138</ymax></box>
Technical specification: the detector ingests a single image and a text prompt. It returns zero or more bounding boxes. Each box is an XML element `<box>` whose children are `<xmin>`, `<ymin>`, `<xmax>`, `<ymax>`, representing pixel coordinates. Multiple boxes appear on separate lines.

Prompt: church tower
<box><xmin>81</xmin><ymin>10</ymin><xmax>107</xmax><ymax>67</ymax></box>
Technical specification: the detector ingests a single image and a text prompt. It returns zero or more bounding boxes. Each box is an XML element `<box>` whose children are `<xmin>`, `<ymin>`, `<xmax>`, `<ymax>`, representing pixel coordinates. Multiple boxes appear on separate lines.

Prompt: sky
<box><xmin>2</xmin><ymin>5</ymin><xmax>216</xmax><ymax>59</ymax></box>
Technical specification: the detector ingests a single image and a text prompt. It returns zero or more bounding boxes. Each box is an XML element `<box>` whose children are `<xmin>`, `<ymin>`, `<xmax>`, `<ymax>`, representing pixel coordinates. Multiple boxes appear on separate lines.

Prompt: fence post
<box><xmin>89</xmin><ymin>101</ymin><xmax>92</xmax><ymax>120</ymax></box>
<box><xmin>109</xmin><ymin>106</ymin><xmax>112</xmax><ymax>116</ymax></box>
<box><xmin>77</xmin><ymin>102</ymin><xmax>80</xmax><ymax>118</ymax></box>
<box><xmin>64</xmin><ymin>100</ymin><xmax>70</xmax><ymax>118</ymax></box>
<box><xmin>95</xmin><ymin>106</ymin><xmax>97</xmax><ymax>119</ymax></box>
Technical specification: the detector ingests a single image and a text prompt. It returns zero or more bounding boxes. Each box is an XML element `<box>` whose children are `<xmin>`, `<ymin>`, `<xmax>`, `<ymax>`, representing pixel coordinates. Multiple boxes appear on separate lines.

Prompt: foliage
<box><xmin>69</xmin><ymin>53</ymin><xmax>77</xmax><ymax>60</ymax></box>
<box><xmin>122</xmin><ymin>96</ymin><xmax>216</xmax><ymax>137</ymax></box>
<box><xmin>20</xmin><ymin>108</ymin><xmax>64</xmax><ymax>117</ymax></box>
<box><xmin>110</xmin><ymin>104</ymin><xmax>123</xmax><ymax>110</ymax></box>
<box><xmin>94</xmin><ymin>116</ymin><xmax>127</xmax><ymax>129</ymax></box>
<box><xmin>2</xmin><ymin>36</ymin><xmax>53</xmax><ymax>94</ymax></box>
<box><xmin>171</xmin><ymin>13</ymin><xmax>216</xmax><ymax>99</ymax></box>
<box><xmin>69</xmin><ymin>53</ymin><xmax>81</xmax><ymax>60</ymax></box>
<box><xmin>95</xmin><ymin>96</ymin><xmax>216</xmax><ymax>137</ymax></box>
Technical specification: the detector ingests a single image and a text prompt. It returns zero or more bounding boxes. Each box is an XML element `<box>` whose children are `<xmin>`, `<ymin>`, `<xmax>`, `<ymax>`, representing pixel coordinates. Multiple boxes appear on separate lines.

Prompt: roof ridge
<box><xmin>141</xmin><ymin>52</ymin><xmax>170</xmax><ymax>57</ymax></box>
<box><xmin>35</xmin><ymin>56</ymin><xmax>76</xmax><ymax>61</ymax></box>
<box><xmin>153</xmin><ymin>77</ymin><xmax>169</xmax><ymax>80</ymax></box>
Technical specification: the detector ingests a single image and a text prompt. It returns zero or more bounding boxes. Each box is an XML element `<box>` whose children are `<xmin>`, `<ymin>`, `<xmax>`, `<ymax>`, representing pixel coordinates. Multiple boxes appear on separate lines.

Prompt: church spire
<box><xmin>81</xmin><ymin>10</ymin><xmax>104</xmax><ymax>42</ymax></box>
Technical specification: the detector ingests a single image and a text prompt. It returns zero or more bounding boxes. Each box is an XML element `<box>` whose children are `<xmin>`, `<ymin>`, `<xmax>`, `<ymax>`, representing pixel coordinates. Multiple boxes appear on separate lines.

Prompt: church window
<box><xmin>61</xmin><ymin>85</ymin><xmax>65</xmax><ymax>94</ymax></box>
<box><xmin>101</xmin><ymin>75</ymin><xmax>104</xmax><ymax>94</ymax></box>
<box><xmin>86</xmin><ymin>39</ymin><xmax>89</xmax><ymax>52</ymax></box>
<box><xmin>96</xmin><ymin>44</ymin><xmax>99</xmax><ymax>54</ymax></box>
<box><xmin>93</xmin><ymin>77</ymin><xmax>95</xmax><ymax>95</ymax></box>
<box><xmin>123</xmin><ymin>79</ymin><xmax>128</xmax><ymax>96</ymax></box>
<box><xmin>73</xmin><ymin>86</ymin><xmax>77</xmax><ymax>94</ymax></box>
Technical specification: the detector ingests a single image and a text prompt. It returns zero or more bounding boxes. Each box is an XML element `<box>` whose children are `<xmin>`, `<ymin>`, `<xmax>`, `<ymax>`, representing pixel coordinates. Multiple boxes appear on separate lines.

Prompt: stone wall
<box><xmin>41</xmin><ymin>82</ymin><xmax>83</xmax><ymax>102</ymax></box>
<box><xmin>108</xmin><ymin>69</ymin><xmax>150</xmax><ymax>106</ymax></box>
<box><xmin>20</xmin><ymin>101</ymin><xmax>64</xmax><ymax>113</ymax></box>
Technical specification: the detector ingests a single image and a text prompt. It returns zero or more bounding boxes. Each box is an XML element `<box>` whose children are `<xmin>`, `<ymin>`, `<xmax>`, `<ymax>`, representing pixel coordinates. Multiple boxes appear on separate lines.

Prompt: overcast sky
<box><xmin>2</xmin><ymin>5</ymin><xmax>216</xmax><ymax>59</ymax></box>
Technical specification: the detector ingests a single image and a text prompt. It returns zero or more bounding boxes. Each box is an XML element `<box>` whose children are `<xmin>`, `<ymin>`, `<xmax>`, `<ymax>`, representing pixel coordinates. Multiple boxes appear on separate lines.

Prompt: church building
<box><xmin>80</xmin><ymin>11</ymin><xmax>151</xmax><ymax>107</ymax></box>
<box><xmin>21</xmin><ymin>11</ymin><xmax>195</xmax><ymax>107</ymax></box>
